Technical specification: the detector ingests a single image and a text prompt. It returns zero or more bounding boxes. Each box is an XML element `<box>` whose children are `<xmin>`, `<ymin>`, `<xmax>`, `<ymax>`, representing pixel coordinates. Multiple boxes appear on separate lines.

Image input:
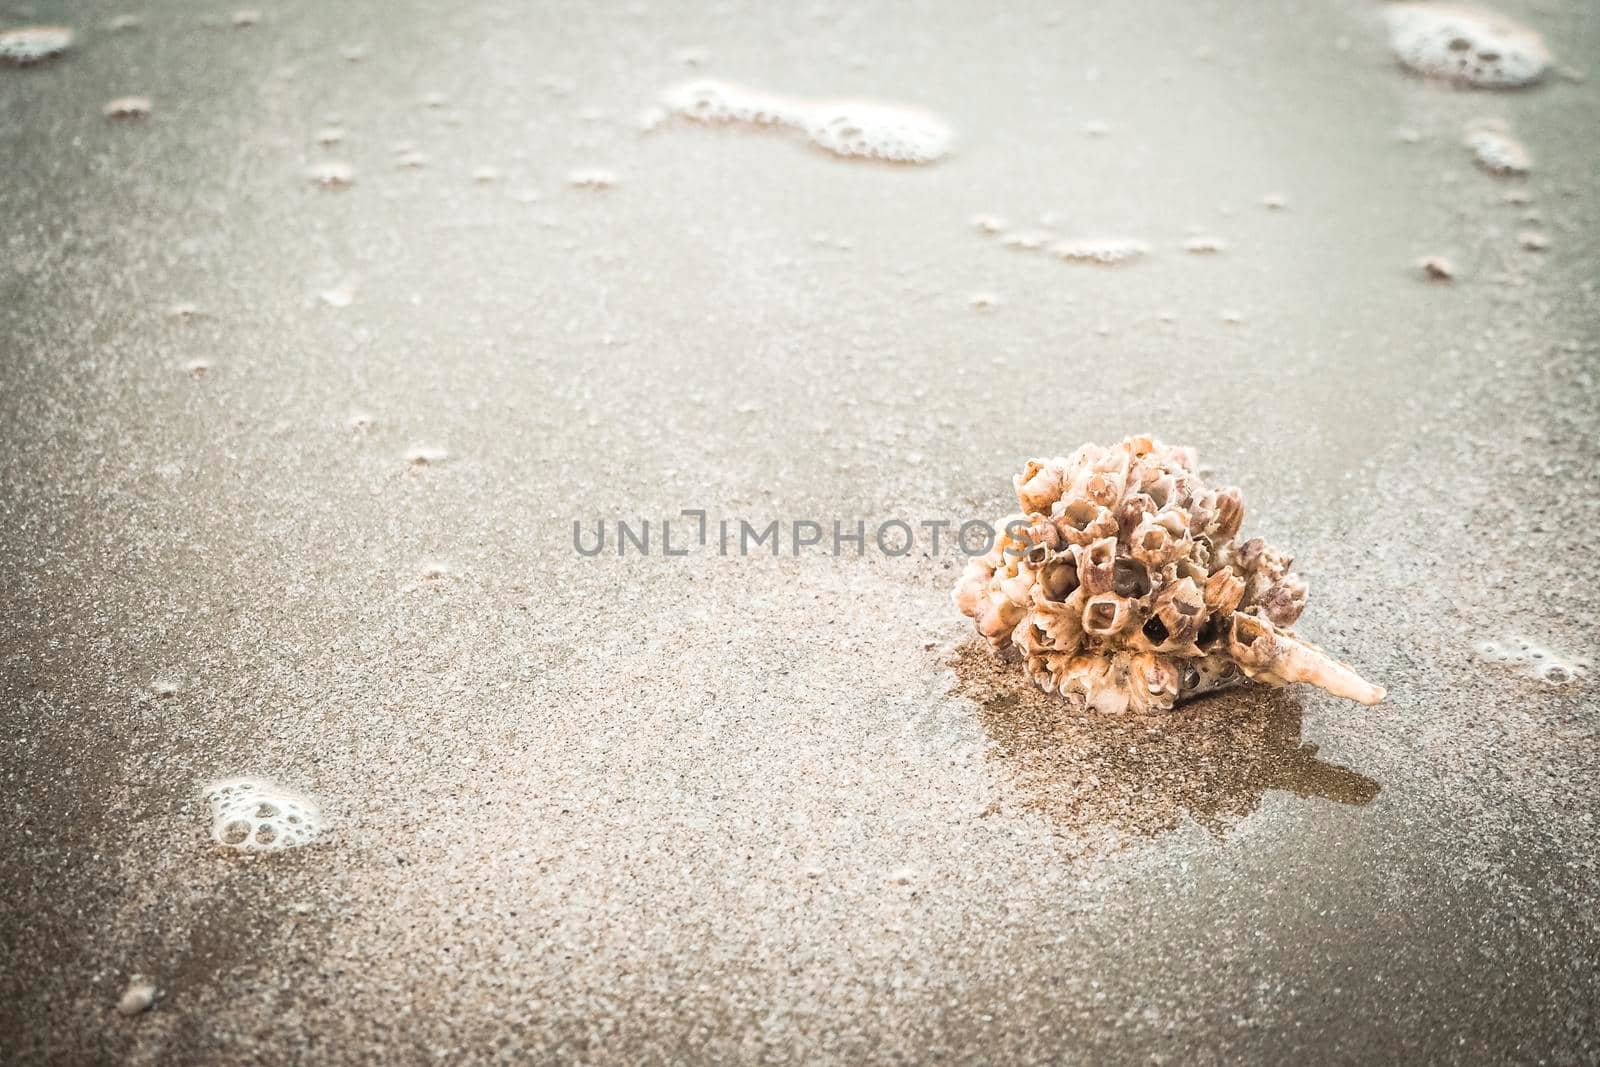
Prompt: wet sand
<box><xmin>2</xmin><ymin>0</ymin><xmax>1598</xmax><ymax>1062</ymax></box>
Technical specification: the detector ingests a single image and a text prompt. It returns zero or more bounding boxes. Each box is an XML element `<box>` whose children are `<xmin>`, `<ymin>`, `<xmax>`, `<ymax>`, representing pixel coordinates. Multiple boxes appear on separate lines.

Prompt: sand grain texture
<box><xmin>2</xmin><ymin>0</ymin><xmax>1598</xmax><ymax>1063</ymax></box>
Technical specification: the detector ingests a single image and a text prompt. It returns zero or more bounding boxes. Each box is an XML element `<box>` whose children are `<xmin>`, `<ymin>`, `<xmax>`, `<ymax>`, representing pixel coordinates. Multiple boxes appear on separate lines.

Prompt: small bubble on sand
<box><xmin>340</xmin><ymin>44</ymin><xmax>368</xmax><ymax>62</ymax></box>
<box><xmin>316</xmin><ymin>125</ymin><xmax>345</xmax><ymax>145</ymax></box>
<box><xmin>1464</xmin><ymin>119</ymin><xmax>1531</xmax><ymax>175</ymax></box>
<box><xmin>1419</xmin><ymin>255</ymin><xmax>1456</xmax><ymax>280</ymax></box>
<box><xmin>319</xmin><ymin>285</ymin><xmax>354</xmax><ymax>308</ymax></box>
<box><xmin>568</xmin><ymin>167</ymin><xmax>616</xmax><ymax>189</ymax></box>
<box><xmin>1396</xmin><ymin>127</ymin><xmax>1423</xmax><ymax>144</ymax></box>
<box><xmin>107</xmin><ymin>14</ymin><xmax>142</xmax><ymax>32</ymax></box>
<box><xmin>970</xmin><ymin>292</ymin><xmax>1002</xmax><ymax>311</ymax></box>
<box><xmin>422</xmin><ymin>91</ymin><xmax>447</xmax><ymax>108</ymax></box>
<box><xmin>0</xmin><ymin>25</ymin><xmax>74</xmax><ymax>65</ymax></box>
<box><xmin>103</xmin><ymin>96</ymin><xmax>152</xmax><ymax>119</ymax></box>
<box><xmin>1183</xmin><ymin>235</ymin><xmax>1226</xmax><ymax>254</ymax></box>
<box><xmin>232</xmin><ymin>9</ymin><xmax>260</xmax><ymax>27</ymax></box>
<box><xmin>1383</xmin><ymin>3</ymin><xmax>1550</xmax><ymax>88</ymax></box>
<box><xmin>971</xmin><ymin>213</ymin><xmax>1007</xmax><ymax>234</ymax></box>
<box><xmin>183</xmin><ymin>358</ymin><xmax>213</xmax><ymax>378</ymax></box>
<box><xmin>396</xmin><ymin>149</ymin><xmax>428</xmax><ymax>169</ymax></box>
<box><xmin>169</xmin><ymin>302</ymin><xmax>201</xmax><ymax>321</ymax></box>
<box><xmin>306</xmin><ymin>161</ymin><xmax>355</xmax><ymax>188</ymax></box>
<box><xmin>116</xmin><ymin>978</ymin><xmax>157</xmax><ymax>1016</ymax></box>
<box><xmin>1053</xmin><ymin>238</ymin><xmax>1149</xmax><ymax>264</ymax></box>
<box><xmin>1081</xmin><ymin>119</ymin><xmax>1111</xmax><ymax>137</ymax></box>
<box><xmin>1517</xmin><ymin>230</ymin><xmax>1549</xmax><ymax>251</ymax></box>
<box><xmin>1262</xmin><ymin>192</ymin><xmax>1288</xmax><ymax>210</ymax></box>
<box><xmin>405</xmin><ymin>445</ymin><xmax>449</xmax><ymax>466</ymax></box>
<box><xmin>1220</xmin><ymin>310</ymin><xmax>1244</xmax><ymax>325</ymax></box>
<box><xmin>204</xmin><ymin>777</ymin><xmax>323</xmax><ymax>852</ymax></box>
<box><xmin>472</xmin><ymin>165</ymin><xmax>501</xmax><ymax>183</ymax></box>
<box><xmin>1538</xmin><ymin>663</ymin><xmax>1577</xmax><ymax>684</ymax></box>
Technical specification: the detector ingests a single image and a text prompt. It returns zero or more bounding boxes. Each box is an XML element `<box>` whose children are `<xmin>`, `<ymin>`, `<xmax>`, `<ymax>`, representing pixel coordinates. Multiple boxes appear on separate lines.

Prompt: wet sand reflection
<box><xmin>951</xmin><ymin>640</ymin><xmax>1380</xmax><ymax>847</ymax></box>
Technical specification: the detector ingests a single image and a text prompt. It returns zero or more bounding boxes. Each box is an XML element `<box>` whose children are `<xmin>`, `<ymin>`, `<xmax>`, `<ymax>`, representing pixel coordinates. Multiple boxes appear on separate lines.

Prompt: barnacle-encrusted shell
<box><xmin>953</xmin><ymin>436</ymin><xmax>1385</xmax><ymax>714</ymax></box>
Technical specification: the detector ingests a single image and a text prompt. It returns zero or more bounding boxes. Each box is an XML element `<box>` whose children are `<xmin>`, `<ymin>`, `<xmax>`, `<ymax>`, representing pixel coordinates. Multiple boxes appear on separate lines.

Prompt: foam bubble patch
<box><xmin>802</xmin><ymin>102</ymin><xmax>952</xmax><ymax>163</ymax></box>
<box><xmin>660</xmin><ymin>80</ymin><xmax>802</xmax><ymax>126</ymax></box>
<box><xmin>1052</xmin><ymin>238</ymin><xmax>1150</xmax><ymax>265</ymax></box>
<box><xmin>1383</xmin><ymin>4</ymin><xmax>1550</xmax><ymax>88</ymax></box>
<box><xmin>661</xmin><ymin>79</ymin><xmax>952</xmax><ymax>164</ymax></box>
<box><xmin>0</xmin><ymin>26</ymin><xmax>74</xmax><ymax>65</ymax></box>
<box><xmin>1474</xmin><ymin>635</ymin><xmax>1589</xmax><ymax>687</ymax></box>
<box><xmin>204</xmin><ymin>777</ymin><xmax>323</xmax><ymax>852</ymax></box>
<box><xmin>1463</xmin><ymin>119</ymin><xmax>1531</xmax><ymax>175</ymax></box>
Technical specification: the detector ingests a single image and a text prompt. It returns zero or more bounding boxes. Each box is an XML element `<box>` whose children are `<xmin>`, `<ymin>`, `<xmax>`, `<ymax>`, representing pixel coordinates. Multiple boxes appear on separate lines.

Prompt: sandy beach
<box><xmin>2</xmin><ymin>1</ymin><xmax>1598</xmax><ymax>1062</ymax></box>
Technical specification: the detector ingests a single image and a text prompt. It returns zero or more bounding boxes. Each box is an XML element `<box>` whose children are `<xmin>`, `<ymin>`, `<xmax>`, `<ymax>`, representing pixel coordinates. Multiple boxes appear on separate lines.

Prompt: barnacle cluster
<box><xmin>953</xmin><ymin>436</ymin><xmax>1385</xmax><ymax>714</ymax></box>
